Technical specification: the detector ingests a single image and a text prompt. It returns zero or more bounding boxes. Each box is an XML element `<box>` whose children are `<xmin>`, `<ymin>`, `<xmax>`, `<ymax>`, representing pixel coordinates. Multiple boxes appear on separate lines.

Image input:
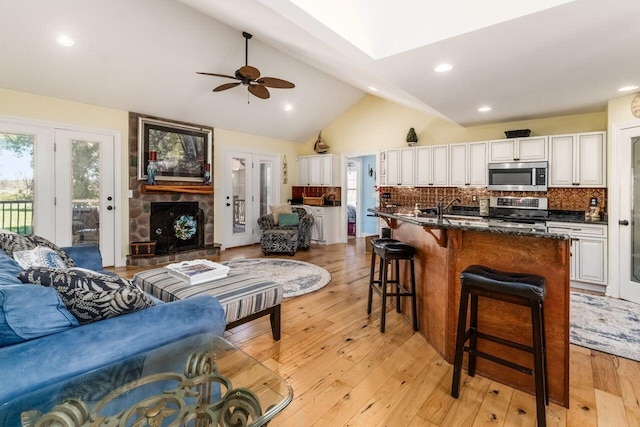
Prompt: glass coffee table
<box><xmin>13</xmin><ymin>333</ymin><xmax>292</xmax><ymax>426</ymax></box>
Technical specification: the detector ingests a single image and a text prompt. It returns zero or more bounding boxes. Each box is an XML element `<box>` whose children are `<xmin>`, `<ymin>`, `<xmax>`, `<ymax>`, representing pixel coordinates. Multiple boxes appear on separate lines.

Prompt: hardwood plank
<box><xmin>504</xmin><ymin>389</ymin><xmax>538</xmax><ymax>427</ymax></box>
<box><xmin>567</xmin><ymin>349</ymin><xmax>598</xmax><ymax>427</ymax></box>
<box><xmin>591</xmin><ymin>350</ymin><xmax>622</xmax><ymax>397</ymax></box>
<box><xmin>471</xmin><ymin>381</ymin><xmax>513</xmax><ymax>427</ymax></box>
<box><xmin>595</xmin><ymin>389</ymin><xmax>629</xmax><ymax>426</ymax></box>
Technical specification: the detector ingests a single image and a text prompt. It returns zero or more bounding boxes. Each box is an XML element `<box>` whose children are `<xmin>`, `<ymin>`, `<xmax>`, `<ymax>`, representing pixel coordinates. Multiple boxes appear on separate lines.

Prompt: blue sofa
<box><xmin>0</xmin><ymin>244</ymin><xmax>226</xmax><ymax>424</ymax></box>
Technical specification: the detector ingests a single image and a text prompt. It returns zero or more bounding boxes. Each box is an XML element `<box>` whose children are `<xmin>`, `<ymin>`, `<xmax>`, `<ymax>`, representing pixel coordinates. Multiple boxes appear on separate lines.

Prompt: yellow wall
<box><xmin>607</xmin><ymin>92</ymin><xmax>638</xmax><ymax>125</ymax></box>
<box><xmin>301</xmin><ymin>95</ymin><xmax>607</xmax><ymax>155</ymax></box>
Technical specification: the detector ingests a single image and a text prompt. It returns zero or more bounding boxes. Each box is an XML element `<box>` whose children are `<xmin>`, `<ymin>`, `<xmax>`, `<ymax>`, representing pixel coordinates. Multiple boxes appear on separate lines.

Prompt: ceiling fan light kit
<box><xmin>197</xmin><ymin>31</ymin><xmax>295</xmax><ymax>100</ymax></box>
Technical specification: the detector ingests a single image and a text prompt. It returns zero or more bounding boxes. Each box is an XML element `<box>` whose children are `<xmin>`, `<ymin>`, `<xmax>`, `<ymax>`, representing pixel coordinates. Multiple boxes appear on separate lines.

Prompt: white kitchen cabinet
<box><xmin>449</xmin><ymin>141</ymin><xmax>487</xmax><ymax>187</ymax></box>
<box><xmin>546</xmin><ymin>222</ymin><xmax>608</xmax><ymax>291</ymax></box>
<box><xmin>383</xmin><ymin>148</ymin><xmax>415</xmax><ymax>186</ymax></box>
<box><xmin>415</xmin><ymin>145</ymin><xmax>448</xmax><ymax>186</ymax></box>
<box><xmin>549</xmin><ymin>132</ymin><xmax>606</xmax><ymax>187</ymax></box>
<box><xmin>488</xmin><ymin>136</ymin><xmax>547</xmax><ymax>162</ymax></box>
<box><xmin>297</xmin><ymin>154</ymin><xmax>340</xmax><ymax>186</ymax></box>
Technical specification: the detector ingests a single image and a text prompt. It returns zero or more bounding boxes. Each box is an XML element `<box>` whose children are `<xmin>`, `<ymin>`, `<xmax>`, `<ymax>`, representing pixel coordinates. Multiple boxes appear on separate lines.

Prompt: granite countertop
<box><xmin>369</xmin><ymin>209</ymin><xmax>570</xmax><ymax>240</ymax></box>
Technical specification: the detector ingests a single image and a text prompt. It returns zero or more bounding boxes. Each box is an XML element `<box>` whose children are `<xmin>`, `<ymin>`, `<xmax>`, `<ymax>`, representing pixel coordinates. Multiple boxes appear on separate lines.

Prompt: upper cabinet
<box><xmin>297</xmin><ymin>154</ymin><xmax>340</xmax><ymax>186</ymax></box>
<box><xmin>383</xmin><ymin>147</ymin><xmax>416</xmax><ymax>186</ymax></box>
<box><xmin>449</xmin><ymin>142</ymin><xmax>487</xmax><ymax>187</ymax></box>
<box><xmin>549</xmin><ymin>132</ymin><xmax>606</xmax><ymax>188</ymax></box>
<box><xmin>488</xmin><ymin>136</ymin><xmax>548</xmax><ymax>162</ymax></box>
<box><xmin>415</xmin><ymin>145</ymin><xmax>449</xmax><ymax>186</ymax></box>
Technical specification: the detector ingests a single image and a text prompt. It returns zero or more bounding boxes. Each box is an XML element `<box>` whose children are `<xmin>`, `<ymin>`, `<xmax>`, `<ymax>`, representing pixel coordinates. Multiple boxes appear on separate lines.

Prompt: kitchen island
<box><xmin>370</xmin><ymin>209</ymin><xmax>571</xmax><ymax>407</ymax></box>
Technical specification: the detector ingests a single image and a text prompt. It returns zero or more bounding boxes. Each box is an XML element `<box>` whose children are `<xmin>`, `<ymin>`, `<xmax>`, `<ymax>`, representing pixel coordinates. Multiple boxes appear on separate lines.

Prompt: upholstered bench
<box><xmin>133</xmin><ymin>268</ymin><xmax>283</xmax><ymax>340</ymax></box>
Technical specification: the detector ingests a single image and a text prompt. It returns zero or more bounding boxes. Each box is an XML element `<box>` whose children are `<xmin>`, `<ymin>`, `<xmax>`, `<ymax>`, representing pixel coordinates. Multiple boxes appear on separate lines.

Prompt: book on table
<box><xmin>164</xmin><ymin>259</ymin><xmax>230</xmax><ymax>285</ymax></box>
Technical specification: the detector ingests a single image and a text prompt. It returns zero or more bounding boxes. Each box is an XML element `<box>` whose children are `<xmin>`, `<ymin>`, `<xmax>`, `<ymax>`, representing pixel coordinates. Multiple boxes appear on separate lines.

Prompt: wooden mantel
<box><xmin>140</xmin><ymin>185</ymin><xmax>214</xmax><ymax>195</ymax></box>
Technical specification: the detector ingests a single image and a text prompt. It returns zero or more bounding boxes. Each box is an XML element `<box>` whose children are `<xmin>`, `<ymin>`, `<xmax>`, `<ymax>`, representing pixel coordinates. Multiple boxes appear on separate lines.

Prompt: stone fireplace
<box><xmin>127</xmin><ymin>112</ymin><xmax>216</xmax><ymax>266</ymax></box>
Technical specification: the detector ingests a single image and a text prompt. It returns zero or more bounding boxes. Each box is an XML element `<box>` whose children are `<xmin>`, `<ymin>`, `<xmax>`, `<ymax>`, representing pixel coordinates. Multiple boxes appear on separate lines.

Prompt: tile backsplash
<box><xmin>379</xmin><ymin>186</ymin><xmax>606</xmax><ymax>212</ymax></box>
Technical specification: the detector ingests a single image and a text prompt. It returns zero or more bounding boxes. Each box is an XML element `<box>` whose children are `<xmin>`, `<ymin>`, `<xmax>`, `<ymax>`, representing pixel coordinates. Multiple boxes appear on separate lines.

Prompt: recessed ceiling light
<box><xmin>367</xmin><ymin>86</ymin><xmax>378</xmax><ymax>92</ymax></box>
<box><xmin>478</xmin><ymin>106</ymin><xmax>492</xmax><ymax>112</ymax></box>
<box><xmin>56</xmin><ymin>35</ymin><xmax>75</xmax><ymax>47</ymax></box>
<box><xmin>434</xmin><ymin>63</ymin><xmax>453</xmax><ymax>73</ymax></box>
<box><xmin>618</xmin><ymin>85</ymin><xmax>639</xmax><ymax>92</ymax></box>
<box><xmin>284</xmin><ymin>104</ymin><xmax>293</xmax><ymax>112</ymax></box>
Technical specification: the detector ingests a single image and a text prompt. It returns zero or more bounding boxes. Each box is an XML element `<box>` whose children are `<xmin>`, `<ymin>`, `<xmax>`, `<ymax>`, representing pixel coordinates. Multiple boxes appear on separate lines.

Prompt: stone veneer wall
<box><xmin>380</xmin><ymin>187</ymin><xmax>606</xmax><ymax>213</ymax></box>
<box><xmin>127</xmin><ymin>112</ymin><xmax>215</xmax><ymax>266</ymax></box>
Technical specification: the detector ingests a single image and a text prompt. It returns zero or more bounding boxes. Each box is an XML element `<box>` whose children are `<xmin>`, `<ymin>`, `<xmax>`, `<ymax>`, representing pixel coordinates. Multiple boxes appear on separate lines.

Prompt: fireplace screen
<box><xmin>150</xmin><ymin>202</ymin><xmax>204</xmax><ymax>255</ymax></box>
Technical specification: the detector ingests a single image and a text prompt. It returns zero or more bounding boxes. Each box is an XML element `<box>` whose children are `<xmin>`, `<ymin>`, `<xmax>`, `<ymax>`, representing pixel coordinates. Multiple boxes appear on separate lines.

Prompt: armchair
<box><xmin>258</xmin><ymin>207</ymin><xmax>314</xmax><ymax>254</ymax></box>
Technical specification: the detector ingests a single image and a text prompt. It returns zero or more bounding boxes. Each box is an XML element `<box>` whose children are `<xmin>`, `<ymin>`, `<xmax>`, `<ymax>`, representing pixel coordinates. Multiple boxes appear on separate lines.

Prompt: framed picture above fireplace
<box><xmin>137</xmin><ymin>116</ymin><xmax>213</xmax><ymax>182</ymax></box>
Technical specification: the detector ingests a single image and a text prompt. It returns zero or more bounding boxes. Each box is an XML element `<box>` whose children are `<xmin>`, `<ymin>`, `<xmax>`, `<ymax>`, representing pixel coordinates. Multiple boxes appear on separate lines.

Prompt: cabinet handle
<box><xmin>619</xmin><ymin>220</ymin><xmax>630</xmax><ymax>226</ymax></box>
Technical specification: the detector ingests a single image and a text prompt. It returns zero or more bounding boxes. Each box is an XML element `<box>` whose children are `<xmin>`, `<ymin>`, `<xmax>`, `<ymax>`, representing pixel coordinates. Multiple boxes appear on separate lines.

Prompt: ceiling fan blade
<box><xmin>197</xmin><ymin>72</ymin><xmax>238</xmax><ymax>80</ymax></box>
<box><xmin>239</xmin><ymin>65</ymin><xmax>260</xmax><ymax>80</ymax></box>
<box><xmin>256</xmin><ymin>77</ymin><xmax>295</xmax><ymax>89</ymax></box>
<box><xmin>213</xmin><ymin>82</ymin><xmax>241</xmax><ymax>92</ymax></box>
<box><xmin>248</xmin><ymin>84</ymin><xmax>270</xmax><ymax>99</ymax></box>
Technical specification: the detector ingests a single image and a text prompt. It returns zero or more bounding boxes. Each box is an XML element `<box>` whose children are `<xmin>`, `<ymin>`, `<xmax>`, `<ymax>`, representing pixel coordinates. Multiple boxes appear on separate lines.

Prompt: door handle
<box><xmin>619</xmin><ymin>219</ymin><xmax>629</xmax><ymax>226</ymax></box>
<box><xmin>107</xmin><ymin>206</ymin><xmax>114</xmax><ymax>211</ymax></box>
<box><xmin>226</xmin><ymin>203</ymin><xmax>231</xmax><ymax>207</ymax></box>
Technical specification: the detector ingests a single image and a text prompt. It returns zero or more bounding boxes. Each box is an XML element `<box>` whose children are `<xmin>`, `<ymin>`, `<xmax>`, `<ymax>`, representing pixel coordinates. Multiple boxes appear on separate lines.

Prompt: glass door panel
<box><xmin>71</xmin><ymin>140</ymin><xmax>101</xmax><ymax>245</ymax></box>
<box><xmin>232</xmin><ymin>157</ymin><xmax>247</xmax><ymax>235</ymax></box>
<box><xmin>259</xmin><ymin>161</ymin><xmax>272</xmax><ymax>218</ymax></box>
<box><xmin>0</xmin><ymin>132</ymin><xmax>34</xmax><ymax>234</ymax></box>
<box><xmin>632</xmin><ymin>136</ymin><xmax>640</xmax><ymax>283</ymax></box>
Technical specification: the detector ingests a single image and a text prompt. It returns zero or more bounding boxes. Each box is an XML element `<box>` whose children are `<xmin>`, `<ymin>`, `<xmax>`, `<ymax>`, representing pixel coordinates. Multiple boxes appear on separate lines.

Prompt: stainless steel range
<box><xmin>488</xmin><ymin>196</ymin><xmax>548</xmax><ymax>232</ymax></box>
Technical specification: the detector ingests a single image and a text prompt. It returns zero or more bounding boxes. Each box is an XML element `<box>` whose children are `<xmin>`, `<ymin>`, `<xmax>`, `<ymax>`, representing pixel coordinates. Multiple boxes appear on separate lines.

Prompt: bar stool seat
<box><xmin>367</xmin><ymin>240</ymin><xmax>419</xmax><ymax>333</ymax></box>
<box><xmin>451</xmin><ymin>265</ymin><xmax>548</xmax><ymax>427</ymax></box>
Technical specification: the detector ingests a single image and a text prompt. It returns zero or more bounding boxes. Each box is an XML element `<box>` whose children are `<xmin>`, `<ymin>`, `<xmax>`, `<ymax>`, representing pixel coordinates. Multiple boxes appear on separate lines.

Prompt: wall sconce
<box><xmin>368</xmin><ymin>164</ymin><xmax>375</xmax><ymax>179</ymax></box>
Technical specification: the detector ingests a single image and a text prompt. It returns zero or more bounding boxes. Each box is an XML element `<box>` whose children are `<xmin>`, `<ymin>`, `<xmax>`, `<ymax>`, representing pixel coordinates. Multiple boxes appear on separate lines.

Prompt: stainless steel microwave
<box><xmin>487</xmin><ymin>161</ymin><xmax>548</xmax><ymax>192</ymax></box>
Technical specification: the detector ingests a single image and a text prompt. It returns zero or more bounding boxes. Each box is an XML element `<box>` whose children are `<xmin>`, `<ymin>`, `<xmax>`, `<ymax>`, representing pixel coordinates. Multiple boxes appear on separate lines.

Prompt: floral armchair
<box><xmin>257</xmin><ymin>207</ymin><xmax>314</xmax><ymax>253</ymax></box>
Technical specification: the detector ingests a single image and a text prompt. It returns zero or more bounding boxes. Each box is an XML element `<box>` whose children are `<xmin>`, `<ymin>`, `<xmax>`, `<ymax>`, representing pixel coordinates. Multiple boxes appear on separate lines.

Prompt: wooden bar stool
<box><xmin>367</xmin><ymin>239</ymin><xmax>418</xmax><ymax>333</ymax></box>
<box><xmin>451</xmin><ymin>265</ymin><xmax>548</xmax><ymax>427</ymax></box>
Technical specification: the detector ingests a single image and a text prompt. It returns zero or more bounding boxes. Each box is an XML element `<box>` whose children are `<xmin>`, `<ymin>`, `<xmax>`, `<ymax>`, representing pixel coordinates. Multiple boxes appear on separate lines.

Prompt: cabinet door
<box><xmin>298</xmin><ymin>156</ymin><xmax>309</xmax><ymax>185</ymax></box>
<box><xmin>518</xmin><ymin>136</ymin><xmax>548</xmax><ymax>161</ymax></box>
<box><xmin>449</xmin><ymin>143</ymin><xmax>468</xmax><ymax>186</ymax></box>
<box><xmin>415</xmin><ymin>146</ymin><xmax>431</xmax><ymax>186</ymax></box>
<box><xmin>576</xmin><ymin>132</ymin><xmax>605</xmax><ymax>187</ymax></box>
<box><xmin>488</xmin><ymin>139</ymin><xmax>514</xmax><ymax>162</ymax></box>
<box><xmin>308</xmin><ymin>155</ymin><xmax>322</xmax><ymax>185</ymax></box>
<box><xmin>386</xmin><ymin>149</ymin><xmax>399</xmax><ymax>186</ymax></box>
<box><xmin>320</xmin><ymin>154</ymin><xmax>333</xmax><ymax>186</ymax></box>
<box><xmin>431</xmin><ymin>145</ymin><xmax>449</xmax><ymax>186</ymax></box>
<box><xmin>549</xmin><ymin>135</ymin><xmax>575</xmax><ymax>187</ymax></box>
<box><xmin>468</xmin><ymin>142</ymin><xmax>487</xmax><ymax>186</ymax></box>
<box><xmin>576</xmin><ymin>238</ymin><xmax>607</xmax><ymax>284</ymax></box>
<box><xmin>399</xmin><ymin>147</ymin><xmax>415</xmax><ymax>185</ymax></box>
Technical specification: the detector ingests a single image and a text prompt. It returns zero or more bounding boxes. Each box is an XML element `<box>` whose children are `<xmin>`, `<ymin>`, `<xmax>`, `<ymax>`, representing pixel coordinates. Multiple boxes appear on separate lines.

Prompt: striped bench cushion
<box><xmin>133</xmin><ymin>269</ymin><xmax>283</xmax><ymax>325</ymax></box>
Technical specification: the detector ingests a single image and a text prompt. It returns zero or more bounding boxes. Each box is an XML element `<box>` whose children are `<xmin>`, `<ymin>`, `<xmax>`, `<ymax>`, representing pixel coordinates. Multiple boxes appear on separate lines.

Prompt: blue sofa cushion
<box><xmin>61</xmin><ymin>244</ymin><xmax>105</xmax><ymax>273</ymax></box>
<box><xmin>0</xmin><ymin>249</ymin><xmax>22</xmax><ymax>285</ymax></box>
<box><xmin>0</xmin><ymin>284</ymin><xmax>79</xmax><ymax>347</ymax></box>
<box><xmin>19</xmin><ymin>267</ymin><xmax>155</xmax><ymax>325</ymax></box>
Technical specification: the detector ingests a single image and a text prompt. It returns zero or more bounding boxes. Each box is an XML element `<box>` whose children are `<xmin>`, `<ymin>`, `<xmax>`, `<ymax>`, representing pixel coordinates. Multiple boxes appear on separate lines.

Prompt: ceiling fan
<box><xmin>197</xmin><ymin>32</ymin><xmax>295</xmax><ymax>99</ymax></box>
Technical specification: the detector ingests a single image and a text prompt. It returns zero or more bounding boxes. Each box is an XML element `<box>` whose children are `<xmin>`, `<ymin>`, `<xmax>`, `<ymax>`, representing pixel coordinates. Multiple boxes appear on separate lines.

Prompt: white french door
<box><xmin>619</xmin><ymin>125</ymin><xmax>640</xmax><ymax>303</ymax></box>
<box><xmin>224</xmin><ymin>150</ymin><xmax>278</xmax><ymax>248</ymax></box>
<box><xmin>0</xmin><ymin>119</ymin><xmax>117</xmax><ymax>266</ymax></box>
<box><xmin>54</xmin><ymin>129</ymin><xmax>116</xmax><ymax>266</ymax></box>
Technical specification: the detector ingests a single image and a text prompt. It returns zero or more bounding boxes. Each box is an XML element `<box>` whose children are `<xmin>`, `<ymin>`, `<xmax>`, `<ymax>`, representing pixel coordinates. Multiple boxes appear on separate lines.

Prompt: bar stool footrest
<box><xmin>475</xmin><ymin>331</ymin><xmax>535</xmax><ymax>353</ymax></box>
<box><xmin>464</xmin><ymin>347</ymin><xmax>534</xmax><ymax>375</ymax></box>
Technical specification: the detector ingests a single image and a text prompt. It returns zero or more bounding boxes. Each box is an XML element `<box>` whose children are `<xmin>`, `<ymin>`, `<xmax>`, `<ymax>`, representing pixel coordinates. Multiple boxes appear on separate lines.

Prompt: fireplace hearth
<box><xmin>150</xmin><ymin>202</ymin><xmax>204</xmax><ymax>255</ymax></box>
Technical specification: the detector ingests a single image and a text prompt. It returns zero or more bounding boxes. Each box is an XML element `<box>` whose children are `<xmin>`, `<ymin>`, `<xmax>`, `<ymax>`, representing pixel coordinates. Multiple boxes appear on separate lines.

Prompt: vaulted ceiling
<box><xmin>1</xmin><ymin>0</ymin><xmax>638</xmax><ymax>142</ymax></box>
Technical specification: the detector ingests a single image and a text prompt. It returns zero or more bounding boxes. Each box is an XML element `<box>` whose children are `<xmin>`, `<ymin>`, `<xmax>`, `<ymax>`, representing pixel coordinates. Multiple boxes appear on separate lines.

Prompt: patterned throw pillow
<box><xmin>13</xmin><ymin>246</ymin><xmax>67</xmax><ymax>270</ymax></box>
<box><xmin>0</xmin><ymin>230</ymin><xmax>33</xmax><ymax>257</ymax></box>
<box><xmin>19</xmin><ymin>267</ymin><xmax>155</xmax><ymax>325</ymax></box>
<box><xmin>0</xmin><ymin>231</ymin><xmax>75</xmax><ymax>267</ymax></box>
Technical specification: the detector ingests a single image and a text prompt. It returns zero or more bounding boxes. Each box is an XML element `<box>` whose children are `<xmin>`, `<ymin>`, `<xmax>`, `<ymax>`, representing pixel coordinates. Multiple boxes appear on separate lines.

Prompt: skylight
<box><xmin>289</xmin><ymin>0</ymin><xmax>575</xmax><ymax>59</ymax></box>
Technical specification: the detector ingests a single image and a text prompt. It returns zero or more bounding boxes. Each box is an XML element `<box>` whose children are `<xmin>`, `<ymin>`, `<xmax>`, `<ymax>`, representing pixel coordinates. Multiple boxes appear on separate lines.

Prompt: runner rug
<box><xmin>220</xmin><ymin>258</ymin><xmax>331</xmax><ymax>298</ymax></box>
<box><xmin>570</xmin><ymin>291</ymin><xmax>640</xmax><ymax>361</ymax></box>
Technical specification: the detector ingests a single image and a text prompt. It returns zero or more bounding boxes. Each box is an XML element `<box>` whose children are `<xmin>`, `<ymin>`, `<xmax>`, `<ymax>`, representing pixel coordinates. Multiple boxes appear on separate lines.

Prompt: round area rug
<box><xmin>220</xmin><ymin>258</ymin><xmax>332</xmax><ymax>298</ymax></box>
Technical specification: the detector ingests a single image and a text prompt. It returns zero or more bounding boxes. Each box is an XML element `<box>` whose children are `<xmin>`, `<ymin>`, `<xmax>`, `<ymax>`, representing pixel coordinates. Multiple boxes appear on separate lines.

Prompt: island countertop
<box><xmin>368</xmin><ymin>208</ymin><xmax>571</xmax><ymax>407</ymax></box>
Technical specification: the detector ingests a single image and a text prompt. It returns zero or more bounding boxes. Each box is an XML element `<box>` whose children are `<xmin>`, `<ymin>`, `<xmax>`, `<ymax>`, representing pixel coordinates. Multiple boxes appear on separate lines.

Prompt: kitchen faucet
<box><xmin>437</xmin><ymin>197</ymin><xmax>461</xmax><ymax>219</ymax></box>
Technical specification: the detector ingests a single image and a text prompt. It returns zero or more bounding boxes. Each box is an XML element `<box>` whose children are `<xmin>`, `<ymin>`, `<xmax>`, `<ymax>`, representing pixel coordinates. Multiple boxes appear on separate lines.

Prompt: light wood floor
<box><xmin>115</xmin><ymin>239</ymin><xmax>640</xmax><ymax>427</ymax></box>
